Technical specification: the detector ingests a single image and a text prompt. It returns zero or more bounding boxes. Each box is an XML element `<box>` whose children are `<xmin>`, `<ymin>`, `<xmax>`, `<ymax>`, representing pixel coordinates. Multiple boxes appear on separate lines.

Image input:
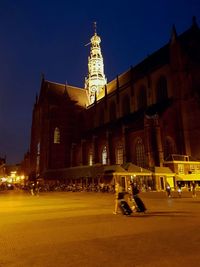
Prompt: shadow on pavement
<box><xmin>130</xmin><ymin>210</ymin><xmax>194</xmax><ymax>218</ymax></box>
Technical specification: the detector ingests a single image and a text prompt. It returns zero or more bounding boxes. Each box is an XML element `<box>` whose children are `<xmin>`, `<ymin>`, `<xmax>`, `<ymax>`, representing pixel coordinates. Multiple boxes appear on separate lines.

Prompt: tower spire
<box><xmin>85</xmin><ymin>23</ymin><xmax>107</xmax><ymax>105</ymax></box>
<box><xmin>94</xmin><ymin>21</ymin><xmax>97</xmax><ymax>34</ymax></box>
<box><xmin>170</xmin><ymin>24</ymin><xmax>178</xmax><ymax>44</ymax></box>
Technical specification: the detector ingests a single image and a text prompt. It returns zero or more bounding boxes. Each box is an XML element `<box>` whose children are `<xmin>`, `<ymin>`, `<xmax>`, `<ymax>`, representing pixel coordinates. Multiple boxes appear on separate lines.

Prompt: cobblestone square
<box><xmin>0</xmin><ymin>190</ymin><xmax>200</xmax><ymax>267</ymax></box>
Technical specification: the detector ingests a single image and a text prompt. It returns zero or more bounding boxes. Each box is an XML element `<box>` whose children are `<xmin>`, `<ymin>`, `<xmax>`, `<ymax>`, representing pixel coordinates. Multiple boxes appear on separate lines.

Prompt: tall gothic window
<box><xmin>135</xmin><ymin>138</ymin><xmax>146</xmax><ymax>167</ymax></box>
<box><xmin>116</xmin><ymin>146</ymin><xmax>124</xmax><ymax>165</ymax></box>
<box><xmin>156</xmin><ymin>76</ymin><xmax>168</xmax><ymax>102</ymax></box>
<box><xmin>122</xmin><ymin>94</ymin><xmax>130</xmax><ymax>116</ymax></box>
<box><xmin>102</xmin><ymin>146</ymin><xmax>107</xmax><ymax>165</ymax></box>
<box><xmin>88</xmin><ymin>150</ymin><xmax>93</xmax><ymax>166</ymax></box>
<box><xmin>137</xmin><ymin>86</ymin><xmax>147</xmax><ymax>110</ymax></box>
<box><xmin>54</xmin><ymin>127</ymin><xmax>60</xmax><ymax>144</ymax></box>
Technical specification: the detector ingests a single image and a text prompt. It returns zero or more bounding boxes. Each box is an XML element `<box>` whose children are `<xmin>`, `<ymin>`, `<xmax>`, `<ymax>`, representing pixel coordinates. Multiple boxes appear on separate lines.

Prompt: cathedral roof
<box><xmin>40</xmin><ymin>80</ymin><xmax>89</xmax><ymax>107</ymax></box>
<box><xmin>104</xmin><ymin>22</ymin><xmax>200</xmax><ymax>96</ymax></box>
<box><xmin>38</xmin><ymin>20</ymin><xmax>199</xmax><ymax>107</ymax></box>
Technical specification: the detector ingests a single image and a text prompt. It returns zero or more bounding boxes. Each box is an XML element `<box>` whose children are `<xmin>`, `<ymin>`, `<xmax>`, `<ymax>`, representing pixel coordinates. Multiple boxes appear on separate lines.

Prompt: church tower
<box><xmin>85</xmin><ymin>22</ymin><xmax>107</xmax><ymax>104</ymax></box>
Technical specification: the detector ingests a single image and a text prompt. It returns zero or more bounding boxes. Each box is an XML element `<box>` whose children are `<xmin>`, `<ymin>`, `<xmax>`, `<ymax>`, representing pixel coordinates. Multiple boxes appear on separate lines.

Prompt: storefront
<box><xmin>153</xmin><ymin>167</ymin><xmax>175</xmax><ymax>191</ymax></box>
<box><xmin>175</xmin><ymin>174</ymin><xmax>200</xmax><ymax>190</ymax></box>
<box><xmin>122</xmin><ymin>163</ymin><xmax>153</xmax><ymax>191</ymax></box>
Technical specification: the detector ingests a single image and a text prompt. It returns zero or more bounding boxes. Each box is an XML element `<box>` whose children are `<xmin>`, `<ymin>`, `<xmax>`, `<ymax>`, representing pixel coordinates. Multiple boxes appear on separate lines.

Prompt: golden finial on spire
<box><xmin>94</xmin><ymin>21</ymin><xmax>97</xmax><ymax>34</ymax></box>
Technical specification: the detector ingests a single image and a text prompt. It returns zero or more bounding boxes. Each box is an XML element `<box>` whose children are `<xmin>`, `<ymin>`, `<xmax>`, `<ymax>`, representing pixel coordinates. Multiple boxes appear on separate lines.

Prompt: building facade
<box><xmin>28</xmin><ymin>18</ymin><xmax>200</xmax><ymax>190</ymax></box>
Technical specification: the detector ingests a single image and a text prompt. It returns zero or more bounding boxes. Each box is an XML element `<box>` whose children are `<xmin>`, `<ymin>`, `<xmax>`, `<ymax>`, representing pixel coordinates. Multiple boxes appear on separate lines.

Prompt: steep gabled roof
<box><xmin>39</xmin><ymin>80</ymin><xmax>89</xmax><ymax>107</ymax></box>
<box><xmin>123</xmin><ymin>162</ymin><xmax>152</xmax><ymax>175</ymax></box>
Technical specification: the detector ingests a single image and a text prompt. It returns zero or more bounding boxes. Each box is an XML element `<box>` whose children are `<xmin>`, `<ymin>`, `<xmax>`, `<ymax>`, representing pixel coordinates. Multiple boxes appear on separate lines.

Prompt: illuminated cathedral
<box><xmin>28</xmin><ymin>18</ymin><xmax>200</xmax><ymax>191</ymax></box>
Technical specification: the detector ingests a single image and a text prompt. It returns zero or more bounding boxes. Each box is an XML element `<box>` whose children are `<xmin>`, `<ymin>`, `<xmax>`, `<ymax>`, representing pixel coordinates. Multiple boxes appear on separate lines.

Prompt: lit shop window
<box><xmin>178</xmin><ymin>164</ymin><xmax>184</xmax><ymax>174</ymax></box>
<box><xmin>196</xmin><ymin>165</ymin><xmax>200</xmax><ymax>174</ymax></box>
<box><xmin>189</xmin><ymin>165</ymin><xmax>195</xmax><ymax>174</ymax></box>
<box><xmin>54</xmin><ymin>127</ymin><xmax>60</xmax><ymax>144</ymax></box>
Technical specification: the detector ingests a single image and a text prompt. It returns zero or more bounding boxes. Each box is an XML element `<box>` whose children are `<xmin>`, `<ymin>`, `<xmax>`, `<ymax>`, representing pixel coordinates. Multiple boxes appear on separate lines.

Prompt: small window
<box><xmin>190</xmin><ymin>165</ymin><xmax>195</xmax><ymax>174</ymax></box>
<box><xmin>196</xmin><ymin>165</ymin><xmax>200</xmax><ymax>174</ymax></box>
<box><xmin>54</xmin><ymin>127</ymin><xmax>60</xmax><ymax>144</ymax></box>
<box><xmin>178</xmin><ymin>164</ymin><xmax>184</xmax><ymax>174</ymax></box>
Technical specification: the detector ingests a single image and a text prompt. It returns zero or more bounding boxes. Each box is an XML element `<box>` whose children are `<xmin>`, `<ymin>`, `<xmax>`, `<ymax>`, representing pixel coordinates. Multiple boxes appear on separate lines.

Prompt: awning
<box><xmin>176</xmin><ymin>174</ymin><xmax>200</xmax><ymax>181</ymax></box>
<box><xmin>43</xmin><ymin>164</ymin><xmax>129</xmax><ymax>180</ymax></box>
<box><xmin>154</xmin><ymin>166</ymin><xmax>175</xmax><ymax>176</ymax></box>
<box><xmin>122</xmin><ymin>162</ymin><xmax>152</xmax><ymax>176</ymax></box>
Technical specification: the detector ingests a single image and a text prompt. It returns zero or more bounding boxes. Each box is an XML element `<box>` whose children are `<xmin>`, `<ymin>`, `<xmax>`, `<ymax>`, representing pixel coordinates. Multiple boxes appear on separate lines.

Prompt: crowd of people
<box><xmin>165</xmin><ymin>181</ymin><xmax>198</xmax><ymax>198</ymax></box>
<box><xmin>21</xmin><ymin>182</ymin><xmax>115</xmax><ymax>195</ymax></box>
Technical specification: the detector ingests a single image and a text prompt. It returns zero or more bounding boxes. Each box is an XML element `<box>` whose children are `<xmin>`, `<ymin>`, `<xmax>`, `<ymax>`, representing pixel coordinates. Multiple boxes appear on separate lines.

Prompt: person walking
<box><xmin>113</xmin><ymin>182</ymin><xmax>120</xmax><ymax>214</ymax></box>
<box><xmin>130</xmin><ymin>182</ymin><xmax>146</xmax><ymax>212</ymax></box>
<box><xmin>166</xmin><ymin>183</ymin><xmax>172</xmax><ymax>197</ymax></box>
<box><xmin>177</xmin><ymin>182</ymin><xmax>182</xmax><ymax>198</ymax></box>
<box><xmin>30</xmin><ymin>183</ymin><xmax>35</xmax><ymax>196</ymax></box>
<box><xmin>191</xmin><ymin>181</ymin><xmax>196</xmax><ymax>198</ymax></box>
<box><xmin>35</xmin><ymin>181</ymin><xmax>40</xmax><ymax>196</ymax></box>
<box><xmin>113</xmin><ymin>182</ymin><xmax>123</xmax><ymax>214</ymax></box>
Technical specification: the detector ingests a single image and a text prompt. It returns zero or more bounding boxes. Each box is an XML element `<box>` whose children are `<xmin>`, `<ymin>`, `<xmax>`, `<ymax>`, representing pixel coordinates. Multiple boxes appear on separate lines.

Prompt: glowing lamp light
<box><xmin>7</xmin><ymin>178</ymin><xmax>13</xmax><ymax>183</ymax></box>
<box><xmin>11</xmin><ymin>171</ymin><xmax>16</xmax><ymax>178</ymax></box>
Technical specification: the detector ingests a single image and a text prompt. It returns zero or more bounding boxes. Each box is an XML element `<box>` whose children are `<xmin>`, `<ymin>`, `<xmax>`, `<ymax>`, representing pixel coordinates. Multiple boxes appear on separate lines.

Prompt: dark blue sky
<box><xmin>0</xmin><ymin>0</ymin><xmax>200</xmax><ymax>164</ymax></box>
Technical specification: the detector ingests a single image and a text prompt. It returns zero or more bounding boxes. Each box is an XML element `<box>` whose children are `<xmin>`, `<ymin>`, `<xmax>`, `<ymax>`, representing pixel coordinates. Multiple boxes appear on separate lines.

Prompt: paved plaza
<box><xmin>0</xmin><ymin>190</ymin><xmax>200</xmax><ymax>267</ymax></box>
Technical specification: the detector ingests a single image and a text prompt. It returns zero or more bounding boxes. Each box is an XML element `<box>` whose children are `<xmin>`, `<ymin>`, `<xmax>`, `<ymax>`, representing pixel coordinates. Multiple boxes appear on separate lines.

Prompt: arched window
<box><xmin>116</xmin><ymin>146</ymin><xmax>124</xmax><ymax>164</ymax></box>
<box><xmin>156</xmin><ymin>76</ymin><xmax>168</xmax><ymax>102</ymax></box>
<box><xmin>122</xmin><ymin>94</ymin><xmax>130</xmax><ymax>116</ymax></box>
<box><xmin>109</xmin><ymin>102</ymin><xmax>116</xmax><ymax>121</ymax></box>
<box><xmin>137</xmin><ymin>86</ymin><xmax>147</xmax><ymax>110</ymax></box>
<box><xmin>102</xmin><ymin>146</ymin><xmax>107</xmax><ymax>165</ymax></box>
<box><xmin>54</xmin><ymin>127</ymin><xmax>60</xmax><ymax>144</ymax></box>
<box><xmin>135</xmin><ymin>138</ymin><xmax>146</xmax><ymax>167</ymax></box>
<box><xmin>88</xmin><ymin>150</ymin><xmax>93</xmax><ymax>166</ymax></box>
<box><xmin>164</xmin><ymin>136</ymin><xmax>176</xmax><ymax>160</ymax></box>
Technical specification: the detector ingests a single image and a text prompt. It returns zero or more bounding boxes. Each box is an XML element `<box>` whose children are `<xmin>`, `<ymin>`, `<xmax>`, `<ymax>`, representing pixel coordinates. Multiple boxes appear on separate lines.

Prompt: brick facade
<box><xmin>28</xmin><ymin>20</ymin><xmax>200</xmax><ymax>189</ymax></box>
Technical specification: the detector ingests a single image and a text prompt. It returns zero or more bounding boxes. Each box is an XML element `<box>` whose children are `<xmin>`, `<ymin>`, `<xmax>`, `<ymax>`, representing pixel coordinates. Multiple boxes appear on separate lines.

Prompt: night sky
<box><xmin>0</xmin><ymin>0</ymin><xmax>200</xmax><ymax>164</ymax></box>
